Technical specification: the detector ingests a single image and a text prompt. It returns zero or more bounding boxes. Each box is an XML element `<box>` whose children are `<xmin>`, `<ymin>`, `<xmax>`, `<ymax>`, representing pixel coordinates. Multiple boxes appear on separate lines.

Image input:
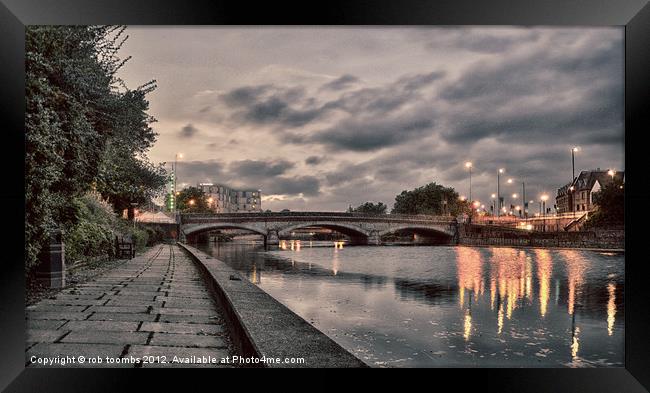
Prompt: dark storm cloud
<box><xmin>323</xmin><ymin>71</ymin><xmax>444</xmax><ymax>115</ymax></box>
<box><xmin>228</xmin><ymin>159</ymin><xmax>295</xmax><ymax>178</ymax></box>
<box><xmin>174</xmin><ymin>158</ymin><xmax>319</xmax><ymax>197</ymax></box>
<box><xmin>440</xmin><ymin>30</ymin><xmax>623</xmax><ymax>146</ymax></box>
<box><xmin>415</xmin><ymin>27</ymin><xmax>541</xmax><ymax>54</ymax></box>
<box><xmin>176</xmin><ymin>160</ymin><xmax>224</xmax><ymax>183</ymax></box>
<box><xmin>264</xmin><ymin>176</ymin><xmax>321</xmax><ymax>196</ymax></box>
<box><xmin>221</xmin><ymin>85</ymin><xmax>271</xmax><ymax>106</ymax></box>
<box><xmin>325</xmin><ymin>162</ymin><xmax>373</xmax><ymax>186</ymax></box>
<box><xmin>320</xmin><ymin>74</ymin><xmax>359</xmax><ymax>91</ymax></box>
<box><xmin>310</xmin><ymin>113</ymin><xmax>434</xmax><ymax>152</ymax></box>
<box><xmin>305</xmin><ymin>156</ymin><xmax>325</xmax><ymax>166</ymax></box>
<box><xmin>179</xmin><ymin>124</ymin><xmax>199</xmax><ymax>138</ymax></box>
<box><xmin>220</xmin><ymin>84</ymin><xmax>325</xmax><ymax>128</ymax></box>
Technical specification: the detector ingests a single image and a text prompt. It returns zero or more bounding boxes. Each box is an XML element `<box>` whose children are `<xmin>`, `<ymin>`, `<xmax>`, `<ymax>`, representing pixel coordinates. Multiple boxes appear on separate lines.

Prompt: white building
<box><xmin>197</xmin><ymin>183</ymin><xmax>262</xmax><ymax>213</ymax></box>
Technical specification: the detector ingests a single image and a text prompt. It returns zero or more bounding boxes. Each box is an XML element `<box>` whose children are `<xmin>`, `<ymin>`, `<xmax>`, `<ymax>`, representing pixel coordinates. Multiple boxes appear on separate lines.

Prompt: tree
<box><xmin>584</xmin><ymin>180</ymin><xmax>624</xmax><ymax>229</ymax></box>
<box><xmin>95</xmin><ymin>143</ymin><xmax>167</xmax><ymax>219</ymax></box>
<box><xmin>349</xmin><ymin>201</ymin><xmax>387</xmax><ymax>214</ymax></box>
<box><xmin>25</xmin><ymin>26</ymin><xmax>163</xmax><ymax>270</ymax></box>
<box><xmin>391</xmin><ymin>182</ymin><xmax>470</xmax><ymax>216</ymax></box>
<box><xmin>176</xmin><ymin>187</ymin><xmax>212</xmax><ymax>213</ymax></box>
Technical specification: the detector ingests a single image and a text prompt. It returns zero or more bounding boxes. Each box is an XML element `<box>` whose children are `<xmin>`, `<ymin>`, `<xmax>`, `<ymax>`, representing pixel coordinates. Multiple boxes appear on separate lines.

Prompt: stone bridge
<box><xmin>179</xmin><ymin>212</ymin><xmax>459</xmax><ymax>246</ymax></box>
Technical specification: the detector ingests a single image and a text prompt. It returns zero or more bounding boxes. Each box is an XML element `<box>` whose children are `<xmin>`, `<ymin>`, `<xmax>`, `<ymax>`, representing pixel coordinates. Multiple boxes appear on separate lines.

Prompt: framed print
<box><xmin>2</xmin><ymin>0</ymin><xmax>649</xmax><ymax>391</ymax></box>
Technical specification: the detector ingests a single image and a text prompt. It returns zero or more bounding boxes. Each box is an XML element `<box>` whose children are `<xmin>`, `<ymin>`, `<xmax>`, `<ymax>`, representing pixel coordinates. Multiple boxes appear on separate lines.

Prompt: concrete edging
<box><xmin>177</xmin><ymin>242</ymin><xmax>368</xmax><ymax>368</ymax></box>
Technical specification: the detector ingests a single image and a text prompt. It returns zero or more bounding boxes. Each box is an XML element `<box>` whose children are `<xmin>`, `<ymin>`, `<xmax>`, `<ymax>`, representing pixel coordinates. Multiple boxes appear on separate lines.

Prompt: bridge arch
<box><xmin>377</xmin><ymin>224</ymin><xmax>455</xmax><ymax>239</ymax></box>
<box><xmin>277</xmin><ymin>221</ymin><xmax>372</xmax><ymax>239</ymax></box>
<box><xmin>182</xmin><ymin>223</ymin><xmax>267</xmax><ymax>237</ymax></box>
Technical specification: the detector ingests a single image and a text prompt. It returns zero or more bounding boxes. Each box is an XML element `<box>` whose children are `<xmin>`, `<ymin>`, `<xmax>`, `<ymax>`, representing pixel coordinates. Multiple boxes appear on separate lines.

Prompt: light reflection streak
<box><xmin>456</xmin><ymin>247</ymin><xmax>483</xmax><ymax>308</ymax></box>
<box><xmin>535</xmin><ymin>249</ymin><xmax>552</xmax><ymax>317</ymax></box>
<box><xmin>607</xmin><ymin>283</ymin><xmax>616</xmax><ymax>336</ymax></box>
<box><xmin>560</xmin><ymin>250</ymin><xmax>587</xmax><ymax>315</ymax></box>
<box><xmin>463</xmin><ymin>309</ymin><xmax>472</xmax><ymax>341</ymax></box>
<box><xmin>571</xmin><ymin>326</ymin><xmax>581</xmax><ymax>359</ymax></box>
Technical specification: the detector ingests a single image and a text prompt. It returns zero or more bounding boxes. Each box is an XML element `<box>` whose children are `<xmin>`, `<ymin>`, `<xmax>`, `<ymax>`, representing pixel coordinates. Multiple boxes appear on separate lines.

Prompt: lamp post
<box><xmin>571</xmin><ymin>147</ymin><xmax>579</xmax><ymax>217</ymax></box>
<box><xmin>497</xmin><ymin>168</ymin><xmax>505</xmax><ymax>217</ymax></box>
<box><xmin>522</xmin><ymin>182</ymin><xmax>526</xmax><ymax>220</ymax></box>
<box><xmin>173</xmin><ymin>153</ymin><xmax>183</xmax><ymax>218</ymax></box>
<box><xmin>465</xmin><ymin>162</ymin><xmax>473</xmax><ymax>203</ymax></box>
<box><xmin>491</xmin><ymin>194</ymin><xmax>496</xmax><ymax>217</ymax></box>
<box><xmin>541</xmin><ymin>194</ymin><xmax>549</xmax><ymax>232</ymax></box>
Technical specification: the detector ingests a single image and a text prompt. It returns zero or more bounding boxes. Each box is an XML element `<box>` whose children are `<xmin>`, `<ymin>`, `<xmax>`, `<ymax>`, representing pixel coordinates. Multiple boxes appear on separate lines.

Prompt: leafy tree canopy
<box><xmin>349</xmin><ymin>201</ymin><xmax>388</xmax><ymax>214</ymax></box>
<box><xmin>391</xmin><ymin>182</ymin><xmax>471</xmax><ymax>216</ymax></box>
<box><xmin>176</xmin><ymin>187</ymin><xmax>212</xmax><ymax>213</ymax></box>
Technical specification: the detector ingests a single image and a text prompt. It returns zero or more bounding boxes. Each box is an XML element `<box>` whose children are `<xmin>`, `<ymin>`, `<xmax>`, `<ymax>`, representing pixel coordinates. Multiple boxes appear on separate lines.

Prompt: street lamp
<box><xmin>572</xmin><ymin>147</ymin><xmax>579</xmax><ymax>181</ymax></box>
<box><xmin>541</xmin><ymin>194</ymin><xmax>549</xmax><ymax>231</ymax></box>
<box><xmin>465</xmin><ymin>162</ymin><xmax>473</xmax><ymax>203</ymax></box>
<box><xmin>491</xmin><ymin>193</ymin><xmax>496</xmax><ymax>216</ymax></box>
<box><xmin>608</xmin><ymin>169</ymin><xmax>616</xmax><ymax>180</ymax></box>
<box><xmin>570</xmin><ymin>147</ymin><xmax>579</xmax><ymax>217</ymax></box>
<box><xmin>173</xmin><ymin>153</ymin><xmax>183</xmax><ymax>217</ymax></box>
<box><xmin>497</xmin><ymin>168</ymin><xmax>505</xmax><ymax>217</ymax></box>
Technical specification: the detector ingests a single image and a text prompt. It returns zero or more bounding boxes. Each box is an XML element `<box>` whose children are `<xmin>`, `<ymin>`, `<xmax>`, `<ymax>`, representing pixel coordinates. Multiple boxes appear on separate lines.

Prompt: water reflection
<box><xmin>560</xmin><ymin>250</ymin><xmax>587</xmax><ymax>316</ymax></box>
<box><xmin>198</xmin><ymin>242</ymin><xmax>624</xmax><ymax>367</ymax></box>
<box><xmin>536</xmin><ymin>249</ymin><xmax>552</xmax><ymax>318</ymax></box>
<box><xmin>607</xmin><ymin>283</ymin><xmax>616</xmax><ymax>336</ymax></box>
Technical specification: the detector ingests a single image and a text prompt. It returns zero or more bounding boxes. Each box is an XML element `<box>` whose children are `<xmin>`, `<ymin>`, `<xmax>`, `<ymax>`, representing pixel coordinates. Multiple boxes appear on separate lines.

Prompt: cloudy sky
<box><xmin>117</xmin><ymin>27</ymin><xmax>624</xmax><ymax>212</ymax></box>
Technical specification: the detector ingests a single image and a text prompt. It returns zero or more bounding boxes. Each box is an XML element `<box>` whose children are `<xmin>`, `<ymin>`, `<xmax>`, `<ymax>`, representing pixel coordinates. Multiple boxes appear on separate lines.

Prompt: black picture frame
<box><xmin>1</xmin><ymin>0</ymin><xmax>648</xmax><ymax>391</ymax></box>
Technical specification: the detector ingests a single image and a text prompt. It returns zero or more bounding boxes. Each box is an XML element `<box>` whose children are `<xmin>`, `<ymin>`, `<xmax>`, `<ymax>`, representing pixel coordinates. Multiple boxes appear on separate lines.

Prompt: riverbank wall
<box><xmin>458</xmin><ymin>224</ymin><xmax>624</xmax><ymax>250</ymax></box>
<box><xmin>177</xmin><ymin>242</ymin><xmax>368</xmax><ymax>368</ymax></box>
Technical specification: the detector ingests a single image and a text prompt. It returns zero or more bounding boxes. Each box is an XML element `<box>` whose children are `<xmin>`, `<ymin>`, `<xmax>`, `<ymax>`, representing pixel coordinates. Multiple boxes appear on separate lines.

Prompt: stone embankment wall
<box><xmin>458</xmin><ymin>224</ymin><xmax>624</xmax><ymax>250</ymax></box>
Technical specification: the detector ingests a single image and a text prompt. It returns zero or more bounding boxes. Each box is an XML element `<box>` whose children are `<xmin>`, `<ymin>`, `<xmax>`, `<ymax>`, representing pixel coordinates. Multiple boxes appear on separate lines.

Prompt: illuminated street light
<box><xmin>512</xmin><ymin>193</ymin><xmax>518</xmax><ymax>198</ymax></box>
<box><xmin>497</xmin><ymin>168</ymin><xmax>505</xmax><ymax>217</ymax></box>
<box><xmin>465</xmin><ymin>162</ymin><xmax>473</xmax><ymax>203</ymax></box>
<box><xmin>608</xmin><ymin>169</ymin><xmax>616</xmax><ymax>179</ymax></box>
<box><xmin>541</xmin><ymin>194</ymin><xmax>549</xmax><ymax>232</ymax></box>
<box><xmin>173</xmin><ymin>153</ymin><xmax>183</xmax><ymax>218</ymax></box>
<box><xmin>570</xmin><ymin>147</ymin><xmax>579</xmax><ymax>216</ymax></box>
<box><xmin>189</xmin><ymin>199</ymin><xmax>195</xmax><ymax>206</ymax></box>
<box><xmin>507</xmin><ymin>178</ymin><xmax>513</xmax><ymax>184</ymax></box>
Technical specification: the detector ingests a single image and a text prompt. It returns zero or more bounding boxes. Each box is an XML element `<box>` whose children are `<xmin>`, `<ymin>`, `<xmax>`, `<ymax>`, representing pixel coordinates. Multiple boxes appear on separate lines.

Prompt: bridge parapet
<box><xmin>181</xmin><ymin>212</ymin><xmax>457</xmax><ymax>224</ymax></box>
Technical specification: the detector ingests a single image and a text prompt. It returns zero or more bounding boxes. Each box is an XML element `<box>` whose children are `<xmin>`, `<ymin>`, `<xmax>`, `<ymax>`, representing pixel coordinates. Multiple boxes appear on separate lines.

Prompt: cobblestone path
<box><xmin>26</xmin><ymin>244</ymin><xmax>235</xmax><ymax>367</ymax></box>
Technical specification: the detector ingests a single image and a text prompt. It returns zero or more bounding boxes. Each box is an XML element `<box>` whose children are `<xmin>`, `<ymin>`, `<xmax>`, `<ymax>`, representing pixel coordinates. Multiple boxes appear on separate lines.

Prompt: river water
<box><xmin>197</xmin><ymin>241</ymin><xmax>624</xmax><ymax>368</ymax></box>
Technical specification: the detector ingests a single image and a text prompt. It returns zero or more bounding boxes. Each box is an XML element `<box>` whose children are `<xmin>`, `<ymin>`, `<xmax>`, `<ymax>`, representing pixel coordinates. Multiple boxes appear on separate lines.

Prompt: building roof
<box><xmin>556</xmin><ymin>169</ymin><xmax>624</xmax><ymax>197</ymax></box>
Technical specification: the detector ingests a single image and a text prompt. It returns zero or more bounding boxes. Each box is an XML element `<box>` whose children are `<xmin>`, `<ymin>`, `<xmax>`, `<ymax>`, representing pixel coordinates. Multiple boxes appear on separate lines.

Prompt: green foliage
<box><xmin>349</xmin><ymin>201</ymin><xmax>388</xmax><ymax>214</ymax></box>
<box><xmin>25</xmin><ymin>26</ymin><xmax>164</xmax><ymax>270</ymax></box>
<box><xmin>176</xmin><ymin>187</ymin><xmax>212</xmax><ymax>213</ymax></box>
<box><xmin>584</xmin><ymin>181</ymin><xmax>624</xmax><ymax>229</ymax></box>
<box><xmin>63</xmin><ymin>192</ymin><xmax>152</xmax><ymax>264</ymax></box>
<box><xmin>391</xmin><ymin>182</ymin><xmax>470</xmax><ymax>216</ymax></box>
<box><xmin>63</xmin><ymin>192</ymin><xmax>117</xmax><ymax>264</ymax></box>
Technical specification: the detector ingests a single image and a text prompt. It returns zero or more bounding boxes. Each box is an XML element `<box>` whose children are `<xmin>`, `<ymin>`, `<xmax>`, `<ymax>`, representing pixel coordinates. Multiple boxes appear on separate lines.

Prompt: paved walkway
<box><xmin>26</xmin><ymin>244</ymin><xmax>235</xmax><ymax>367</ymax></box>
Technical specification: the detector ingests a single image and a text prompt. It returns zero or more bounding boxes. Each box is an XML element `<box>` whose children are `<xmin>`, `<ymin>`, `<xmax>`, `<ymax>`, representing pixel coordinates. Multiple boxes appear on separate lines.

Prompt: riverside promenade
<box><xmin>26</xmin><ymin>244</ymin><xmax>234</xmax><ymax>368</ymax></box>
